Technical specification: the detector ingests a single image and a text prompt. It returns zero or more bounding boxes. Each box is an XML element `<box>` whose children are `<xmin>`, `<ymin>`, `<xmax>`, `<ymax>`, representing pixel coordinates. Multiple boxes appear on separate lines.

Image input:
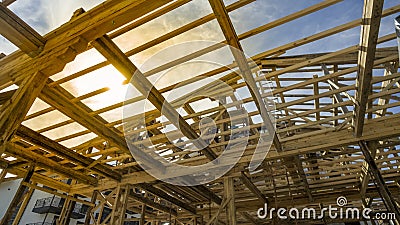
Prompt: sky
<box><xmin>1</xmin><ymin>1</ymin><xmax>398</xmax><ymax>56</ymax></box>
<box><xmin>1</xmin><ymin>0</ymin><xmax>400</xmax><ymax>148</ymax></box>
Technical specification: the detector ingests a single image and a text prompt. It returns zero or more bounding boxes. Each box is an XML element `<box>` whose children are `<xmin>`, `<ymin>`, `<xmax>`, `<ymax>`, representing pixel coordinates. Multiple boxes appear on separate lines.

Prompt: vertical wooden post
<box><xmin>0</xmin><ymin>167</ymin><xmax>7</xmax><ymax>185</ymax></box>
<box><xmin>313</xmin><ymin>74</ymin><xmax>320</xmax><ymax>121</ymax></box>
<box><xmin>57</xmin><ymin>195</ymin><xmax>77</xmax><ymax>225</ymax></box>
<box><xmin>353</xmin><ymin>0</ymin><xmax>384</xmax><ymax>137</ymax></box>
<box><xmin>193</xmin><ymin>216</ymin><xmax>197</xmax><ymax>225</ymax></box>
<box><xmin>84</xmin><ymin>190</ymin><xmax>98</xmax><ymax>225</ymax></box>
<box><xmin>140</xmin><ymin>203</ymin><xmax>146</xmax><ymax>225</ymax></box>
<box><xmin>0</xmin><ymin>164</ymin><xmax>34</xmax><ymax>225</ymax></box>
<box><xmin>110</xmin><ymin>184</ymin><xmax>129</xmax><ymax>225</ymax></box>
<box><xmin>11</xmin><ymin>182</ymin><xmax>36</xmax><ymax>225</ymax></box>
<box><xmin>333</xmin><ymin>65</ymin><xmax>339</xmax><ymax>126</ymax></box>
<box><xmin>57</xmin><ymin>180</ymin><xmax>78</xmax><ymax>225</ymax></box>
<box><xmin>219</xmin><ymin>96</ymin><xmax>228</xmax><ymax>145</ymax></box>
<box><xmin>224</xmin><ymin>177</ymin><xmax>236</xmax><ymax>225</ymax></box>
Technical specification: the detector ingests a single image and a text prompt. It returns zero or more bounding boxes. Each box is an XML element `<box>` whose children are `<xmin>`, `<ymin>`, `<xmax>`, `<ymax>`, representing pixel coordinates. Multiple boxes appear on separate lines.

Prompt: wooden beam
<box><xmin>140</xmin><ymin>202</ymin><xmax>146</xmax><ymax>225</ymax></box>
<box><xmin>183</xmin><ymin>103</ymin><xmax>200</xmax><ymax>122</ymax></box>
<box><xmin>72</xmin><ymin>112</ymin><xmax>400</xmax><ymax>194</ymax></box>
<box><xmin>0</xmin><ymin>89</ymin><xmax>15</xmax><ymax>105</ymax></box>
<box><xmin>110</xmin><ymin>184</ymin><xmax>129</xmax><ymax>225</ymax></box>
<box><xmin>359</xmin><ymin>141</ymin><xmax>400</xmax><ymax>223</ymax></box>
<box><xmin>142</xmin><ymin>0</ymin><xmax>345</xmax><ymax>79</ymax></box>
<box><xmin>22</xmin><ymin>181</ymin><xmax>93</xmax><ymax>205</ymax></box>
<box><xmin>84</xmin><ymin>191</ymin><xmax>98</xmax><ymax>225</ymax></box>
<box><xmin>353</xmin><ymin>0</ymin><xmax>384</xmax><ymax>137</ymax></box>
<box><xmin>128</xmin><ymin>189</ymin><xmax>178</xmax><ymax>216</ymax></box>
<box><xmin>224</xmin><ymin>177</ymin><xmax>236</xmax><ymax>225</ymax></box>
<box><xmin>396</xmin><ymin>15</ymin><xmax>400</xmax><ymax>60</ymax></box>
<box><xmin>136</xmin><ymin>183</ymin><xmax>196</xmax><ymax>215</ymax></box>
<box><xmin>91</xmin><ymin>35</ymin><xmax>217</xmax><ymax>161</ymax></box>
<box><xmin>293</xmin><ymin>156</ymin><xmax>313</xmax><ymax>202</ymax></box>
<box><xmin>1</xmin><ymin>0</ymin><xmax>17</xmax><ymax>6</ymax></box>
<box><xmin>208</xmin><ymin>0</ymin><xmax>282</xmax><ymax>152</ymax></box>
<box><xmin>205</xmin><ymin>196</ymin><xmax>231</xmax><ymax>225</ymax></box>
<box><xmin>375</xmin><ymin>62</ymin><xmax>398</xmax><ymax>117</ymax></box>
<box><xmin>11</xmin><ymin>182</ymin><xmax>35</xmax><ymax>225</ymax></box>
<box><xmin>313</xmin><ymin>75</ymin><xmax>320</xmax><ymax>121</ymax></box>
<box><xmin>39</xmin><ymin>85</ymin><xmax>164</xmax><ymax>170</ymax></box>
<box><xmin>57</xmin><ymin>192</ymin><xmax>78</xmax><ymax>225</ymax></box>
<box><xmin>0</xmin><ymin>3</ymin><xmax>45</xmax><ymax>56</ymax></box>
<box><xmin>16</xmin><ymin>125</ymin><xmax>121</xmax><ymax>181</ymax></box>
<box><xmin>0</xmin><ymin>0</ymin><xmax>173</xmax><ymax>93</ymax></box>
<box><xmin>359</xmin><ymin>141</ymin><xmax>378</xmax><ymax>205</ymax></box>
<box><xmin>0</xmin><ymin>164</ymin><xmax>34</xmax><ymax>225</ymax></box>
<box><xmin>39</xmin><ymin>0</ymin><xmax>335</xmax><ymax>94</ymax></box>
<box><xmin>190</xmin><ymin>185</ymin><xmax>222</xmax><ymax>205</ymax></box>
<box><xmin>239</xmin><ymin>171</ymin><xmax>268</xmax><ymax>205</ymax></box>
<box><xmin>239</xmin><ymin>212</ymin><xmax>258</xmax><ymax>225</ymax></box>
<box><xmin>321</xmin><ymin>64</ymin><xmax>350</xmax><ymax>114</ymax></box>
<box><xmin>0</xmin><ymin>72</ymin><xmax>47</xmax><ymax>155</ymax></box>
<box><xmin>6</xmin><ymin>143</ymin><xmax>98</xmax><ymax>185</ymax></box>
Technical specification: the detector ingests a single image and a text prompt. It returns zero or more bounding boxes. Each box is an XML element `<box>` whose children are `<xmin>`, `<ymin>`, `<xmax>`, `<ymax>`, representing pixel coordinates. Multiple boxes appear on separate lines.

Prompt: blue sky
<box><xmin>1</xmin><ymin>0</ymin><xmax>399</xmax><ymax>56</ymax></box>
<box><xmin>1</xmin><ymin>0</ymin><xmax>400</xmax><ymax>147</ymax></box>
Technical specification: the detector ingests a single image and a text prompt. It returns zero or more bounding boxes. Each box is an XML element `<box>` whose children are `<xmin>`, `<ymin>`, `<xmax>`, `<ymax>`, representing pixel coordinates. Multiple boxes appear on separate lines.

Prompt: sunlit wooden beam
<box><xmin>16</xmin><ymin>125</ymin><xmax>122</xmax><ymax>181</ymax></box>
<box><xmin>91</xmin><ymin>35</ymin><xmax>217</xmax><ymax>161</ymax></box>
<box><xmin>353</xmin><ymin>0</ymin><xmax>384</xmax><ymax>137</ymax></box>
<box><xmin>0</xmin><ymin>72</ymin><xmax>47</xmax><ymax>155</ymax></box>
<box><xmin>0</xmin><ymin>3</ymin><xmax>45</xmax><ymax>57</ymax></box>
<box><xmin>208</xmin><ymin>0</ymin><xmax>282</xmax><ymax>151</ymax></box>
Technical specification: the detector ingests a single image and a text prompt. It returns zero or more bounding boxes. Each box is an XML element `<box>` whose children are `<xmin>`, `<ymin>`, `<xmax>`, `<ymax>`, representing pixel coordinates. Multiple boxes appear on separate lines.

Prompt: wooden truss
<box><xmin>0</xmin><ymin>0</ymin><xmax>400</xmax><ymax>224</ymax></box>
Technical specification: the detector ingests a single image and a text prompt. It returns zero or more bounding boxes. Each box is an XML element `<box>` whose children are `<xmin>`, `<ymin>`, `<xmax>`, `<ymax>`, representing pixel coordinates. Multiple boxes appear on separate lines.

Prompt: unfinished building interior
<box><xmin>0</xmin><ymin>0</ymin><xmax>400</xmax><ymax>224</ymax></box>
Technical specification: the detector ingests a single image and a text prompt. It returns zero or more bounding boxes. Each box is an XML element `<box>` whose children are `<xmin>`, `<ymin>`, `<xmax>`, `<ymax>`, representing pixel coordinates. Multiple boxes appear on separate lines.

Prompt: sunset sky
<box><xmin>1</xmin><ymin>0</ymin><xmax>399</xmax><ymax>148</ymax></box>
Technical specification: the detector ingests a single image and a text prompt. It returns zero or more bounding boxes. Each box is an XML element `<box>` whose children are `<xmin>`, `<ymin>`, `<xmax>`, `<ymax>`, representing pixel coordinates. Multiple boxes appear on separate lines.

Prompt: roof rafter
<box><xmin>353</xmin><ymin>0</ymin><xmax>384</xmax><ymax>137</ymax></box>
<box><xmin>91</xmin><ymin>35</ymin><xmax>217</xmax><ymax>161</ymax></box>
<box><xmin>0</xmin><ymin>3</ymin><xmax>45</xmax><ymax>57</ymax></box>
<box><xmin>208</xmin><ymin>0</ymin><xmax>282</xmax><ymax>151</ymax></box>
<box><xmin>39</xmin><ymin>84</ymin><xmax>165</xmax><ymax>170</ymax></box>
<box><xmin>16</xmin><ymin>125</ymin><xmax>122</xmax><ymax>181</ymax></box>
<box><xmin>0</xmin><ymin>72</ymin><xmax>47</xmax><ymax>155</ymax></box>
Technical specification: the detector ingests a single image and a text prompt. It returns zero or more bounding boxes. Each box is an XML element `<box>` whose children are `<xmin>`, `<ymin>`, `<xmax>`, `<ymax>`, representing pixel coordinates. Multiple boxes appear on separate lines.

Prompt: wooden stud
<box><xmin>110</xmin><ymin>184</ymin><xmax>130</xmax><ymax>225</ymax></box>
<box><xmin>84</xmin><ymin>190</ymin><xmax>98</xmax><ymax>225</ymax></box>
<box><xmin>353</xmin><ymin>0</ymin><xmax>384</xmax><ymax>137</ymax></box>
<box><xmin>208</xmin><ymin>0</ymin><xmax>282</xmax><ymax>151</ymax></box>
<box><xmin>239</xmin><ymin>171</ymin><xmax>268</xmax><ymax>205</ymax></box>
<box><xmin>313</xmin><ymin>74</ymin><xmax>320</xmax><ymax>121</ymax></box>
<box><xmin>11</xmin><ymin>182</ymin><xmax>35</xmax><ymax>225</ymax></box>
<box><xmin>140</xmin><ymin>202</ymin><xmax>146</xmax><ymax>225</ymax></box>
<box><xmin>359</xmin><ymin>141</ymin><xmax>378</xmax><ymax>205</ymax></box>
<box><xmin>224</xmin><ymin>177</ymin><xmax>236</xmax><ymax>225</ymax></box>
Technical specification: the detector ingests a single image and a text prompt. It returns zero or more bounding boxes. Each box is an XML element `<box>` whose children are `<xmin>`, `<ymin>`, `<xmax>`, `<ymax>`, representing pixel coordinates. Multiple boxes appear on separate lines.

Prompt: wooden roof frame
<box><xmin>0</xmin><ymin>0</ymin><xmax>400</xmax><ymax>224</ymax></box>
